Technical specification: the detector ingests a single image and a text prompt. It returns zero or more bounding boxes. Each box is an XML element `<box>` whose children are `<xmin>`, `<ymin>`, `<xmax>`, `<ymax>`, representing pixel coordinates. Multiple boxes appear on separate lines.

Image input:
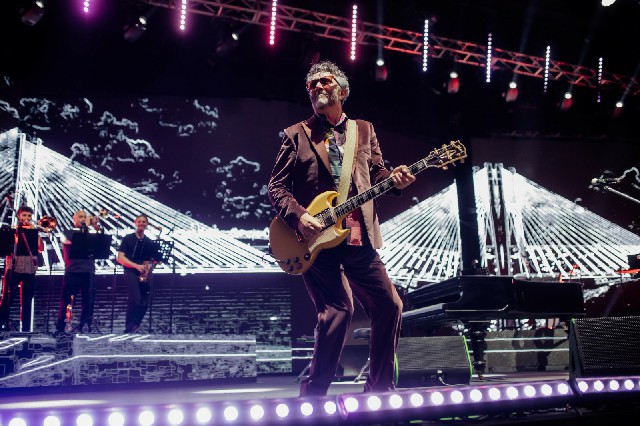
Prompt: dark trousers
<box><xmin>56</xmin><ymin>272</ymin><xmax>94</xmax><ymax>332</ymax></box>
<box><xmin>123</xmin><ymin>267</ymin><xmax>150</xmax><ymax>333</ymax></box>
<box><xmin>0</xmin><ymin>271</ymin><xmax>36</xmax><ymax>332</ymax></box>
<box><xmin>300</xmin><ymin>242</ymin><xmax>403</xmax><ymax>396</ymax></box>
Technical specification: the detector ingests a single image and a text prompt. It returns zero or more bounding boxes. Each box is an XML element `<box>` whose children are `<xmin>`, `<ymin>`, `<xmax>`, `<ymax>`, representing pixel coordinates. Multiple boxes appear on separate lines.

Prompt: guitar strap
<box><xmin>337</xmin><ymin>119</ymin><xmax>358</xmax><ymax>204</ymax></box>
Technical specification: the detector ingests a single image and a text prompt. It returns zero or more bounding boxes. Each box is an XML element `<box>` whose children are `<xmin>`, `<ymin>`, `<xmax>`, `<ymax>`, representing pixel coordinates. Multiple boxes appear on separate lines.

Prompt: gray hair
<box><xmin>306</xmin><ymin>61</ymin><xmax>350</xmax><ymax>103</ymax></box>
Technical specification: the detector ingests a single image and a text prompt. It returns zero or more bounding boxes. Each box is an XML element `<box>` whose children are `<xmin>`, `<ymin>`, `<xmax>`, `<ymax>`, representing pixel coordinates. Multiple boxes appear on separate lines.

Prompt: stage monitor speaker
<box><xmin>569</xmin><ymin>316</ymin><xmax>640</xmax><ymax>379</ymax></box>
<box><xmin>396</xmin><ymin>336</ymin><xmax>472</xmax><ymax>387</ymax></box>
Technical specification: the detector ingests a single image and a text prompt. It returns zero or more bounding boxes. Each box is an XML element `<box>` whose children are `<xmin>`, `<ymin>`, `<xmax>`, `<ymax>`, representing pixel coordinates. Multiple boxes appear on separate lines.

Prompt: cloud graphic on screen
<box><xmin>96</xmin><ymin>111</ymin><xmax>139</xmax><ymax>132</ymax></box>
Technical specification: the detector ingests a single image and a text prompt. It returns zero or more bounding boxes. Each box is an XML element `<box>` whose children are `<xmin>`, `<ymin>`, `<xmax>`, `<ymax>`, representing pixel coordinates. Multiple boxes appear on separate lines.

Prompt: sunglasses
<box><xmin>306</xmin><ymin>75</ymin><xmax>342</xmax><ymax>91</ymax></box>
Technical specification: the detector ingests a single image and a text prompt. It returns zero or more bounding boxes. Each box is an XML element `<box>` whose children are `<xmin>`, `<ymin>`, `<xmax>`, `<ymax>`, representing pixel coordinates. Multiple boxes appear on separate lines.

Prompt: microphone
<box><xmin>591</xmin><ymin>177</ymin><xmax>620</xmax><ymax>186</ymax></box>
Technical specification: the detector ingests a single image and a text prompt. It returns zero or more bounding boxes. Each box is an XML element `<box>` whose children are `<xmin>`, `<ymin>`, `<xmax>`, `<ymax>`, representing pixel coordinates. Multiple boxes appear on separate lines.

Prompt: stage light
<box><xmin>560</xmin><ymin>92</ymin><xmax>573</xmax><ymax>111</ymax></box>
<box><xmin>83</xmin><ymin>0</ymin><xmax>91</xmax><ymax>14</ymax></box>
<box><xmin>450</xmin><ymin>390</ymin><xmax>464</xmax><ymax>403</ymax></box>
<box><xmin>179</xmin><ymin>0</ymin><xmax>188</xmax><ymax>31</ymax></box>
<box><xmin>323</xmin><ymin>401</ymin><xmax>337</xmax><ymax>415</ymax></box>
<box><xmin>389</xmin><ymin>394</ymin><xmax>403</xmax><ymax>408</ymax></box>
<box><xmin>167</xmin><ymin>408</ymin><xmax>184</xmax><ymax>425</ymax></box>
<box><xmin>489</xmin><ymin>387</ymin><xmax>501</xmax><ymax>400</ymax></box>
<box><xmin>375</xmin><ymin>61</ymin><xmax>388</xmax><ymax>82</ymax></box>
<box><xmin>615</xmin><ymin>101</ymin><xmax>623</xmax><ymax>108</ymax></box>
<box><xmin>8</xmin><ymin>418</ymin><xmax>26</xmax><ymax>426</ymax></box>
<box><xmin>43</xmin><ymin>416</ymin><xmax>61</xmax><ymax>426</ymax></box>
<box><xmin>544</xmin><ymin>45</ymin><xmax>551</xmax><ymax>93</ymax></box>
<box><xmin>557</xmin><ymin>383</ymin><xmax>570</xmax><ymax>394</ymax></box>
<box><xmin>470</xmin><ymin>389</ymin><xmax>483</xmax><ymax>401</ymax></box>
<box><xmin>124</xmin><ymin>16</ymin><xmax>147</xmax><ymax>42</ymax></box>
<box><xmin>447</xmin><ymin>71</ymin><xmax>460</xmax><ymax>94</ymax></box>
<box><xmin>138</xmin><ymin>410</ymin><xmax>155</xmax><ymax>426</ymax></box>
<box><xmin>597</xmin><ymin>57</ymin><xmax>603</xmax><ymax>102</ymax></box>
<box><xmin>486</xmin><ymin>33</ymin><xmax>492</xmax><ymax>82</ymax></box>
<box><xmin>107</xmin><ymin>412</ymin><xmax>125</xmax><ymax>426</ymax></box>
<box><xmin>506</xmin><ymin>386</ymin><xmax>519</xmax><ymax>399</ymax></box>
<box><xmin>422</xmin><ymin>19</ymin><xmax>429</xmax><ymax>72</ymax></box>
<box><xmin>275</xmin><ymin>403</ymin><xmax>289</xmax><ymax>418</ymax></box>
<box><xmin>195</xmin><ymin>407</ymin><xmax>212</xmax><ymax>423</ymax></box>
<box><xmin>344</xmin><ymin>397</ymin><xmax>359</xmax><ymax>412</ymax></box>
<box><xmin>350</xmin><ymin>5</ymin><xmax>358</xmax><ymax>61</ymax></box>
<box><xmin>431</xmin><ymin>391</ymin><xmax>444</xmax><ymax>405</ymax></box>
<box><xmin>602</xmin><ymin>0</ymin><xmax>616</xmax><ymax>6</ymax></box>
<box><xmin>76</xmin><ymin>413</ymin><xmax>94</xmax><ymax>426</ymax></box>
<box><xmin>409</xmin><ymin>392</ymin><xmax>424</xmax><ymax>407</ymax></box>
<box><xmin>249</xmin><ymin>405</ymin><xmax>264</xmax><ymax>420</ymax></box>
<box><xmin>541</xmin><ymin>384</ymin><xmax>553</xmax><ymax>396</ymax></box>
<box><xmin>20</xmin><ymin>0</ymin><xmax>45</xmax><ymax>26</ymax></box>
<box><xmin>300</xmin><ymin>402</ymin><xmax>313</xmax><ymax>416</ymax></box>
<box><xmin>366</xmin><ymin>396</ymin><xmax>382</xmax><ymax>411</ymax></box>
<box><xmin>223</xmin><ymin>406</ymin><xmax>239</xmax><ymax>421</ymax></box>
<box><xmin>524</xmin><ymin>385</ymin><xmax>536</xmax><ymax>397</ymax></box>
<box><xmin>269</xmin><ymin>0</ymin><xmax>278</xmax><ymax>45</ymax></box>
<box><xmin>609</xmin><ymin>380</ymin><xmax>620</xmax><ymax>391</ymax></box>
<box><xmin>505</xmin><ymin>81</ymin><xmax>518</xmax><ymax>102</ymax></box>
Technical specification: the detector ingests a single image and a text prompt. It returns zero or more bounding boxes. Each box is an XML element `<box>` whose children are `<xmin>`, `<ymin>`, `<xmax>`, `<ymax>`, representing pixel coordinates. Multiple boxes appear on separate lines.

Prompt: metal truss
<box><xmin>138</xmin><ymin>0</ymin><xmax>638</xmax><ymax>96</ymax></box>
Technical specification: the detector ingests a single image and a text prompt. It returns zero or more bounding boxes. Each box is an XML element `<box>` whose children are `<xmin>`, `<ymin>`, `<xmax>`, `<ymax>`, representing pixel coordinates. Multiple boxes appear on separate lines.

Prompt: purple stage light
<box><xmin>195</xmin><ymin>407</ymin><xmax>212</xmax><ymax>423</ymax></box>
<box><xmin>249</xmin><ymin>404</ymin><xmax>265</xmax><ymax>420</ymax></box>
<box><xmin>223</xmin><ymin>406</ymin><xmax>239</xmax><ymax>422</ymax></box>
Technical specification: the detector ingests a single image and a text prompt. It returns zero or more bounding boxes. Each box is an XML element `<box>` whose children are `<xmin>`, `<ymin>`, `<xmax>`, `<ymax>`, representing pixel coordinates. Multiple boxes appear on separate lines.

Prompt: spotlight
<box><xmin>215</xmin><ymin>32</ymin><xmax>240</xmax><ymax>57</ymax></box>
<box><xmin>375</xmin><ymin>60</ymin><xmax>388</xmax><ymax>82</ymax></box>
<box><xmin>601</xmin><ymin>0</ymin><xmax>616</xmax><ymax>6</ymax></box>
<box><xmin>613</xmin><ymin>101</ymin><xmax>623</xmax><ymax>118</ymax></box>
<box><xmin>447</xmin><ymin>71</ymin><xmax>459</xmax><ymax>94</ymax></box>
<box><xmin>20</xmin><ymin>0</ymin><xmax>45</xmax><ymax>26</ymax></box>
<box><xmin>124</xmin><ymin>16</ymin><xmax>147</xmax><ymax>42</ymax></box>
<box><xmin>505</xmin><ymin>81</ymin><xmax>518</xmax><ymax>102</ymax></box>
<box><xmin>560</xmin><ymin>92</ymin><xmax>573</xmax><ymax>111</ymax></box>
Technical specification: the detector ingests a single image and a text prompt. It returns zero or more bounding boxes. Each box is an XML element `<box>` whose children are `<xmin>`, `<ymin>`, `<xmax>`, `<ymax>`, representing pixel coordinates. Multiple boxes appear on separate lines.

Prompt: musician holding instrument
<box><xmin>267</xmin><ymin>61</ymin><xmax>415</xmax><ymax>396</ymax></box>
<box><xmin>0</xmin><ymin>206</ymin><xmax>44</xmax><ymax>332</ymax></box>
<box><xmin>116</xmin><ymin>214</ymin><xmax>158</xmax><ymax>334</ymax></box>
<box><xmin>55</xmin><ymin>210</ymin><xmax>99</xmax><ymax>334</ymax></box>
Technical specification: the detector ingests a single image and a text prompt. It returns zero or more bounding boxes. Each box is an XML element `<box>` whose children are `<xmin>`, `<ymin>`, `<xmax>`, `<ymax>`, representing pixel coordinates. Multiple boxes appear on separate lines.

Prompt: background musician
<box><xmin>0</xmin><ymin>206</ymin><xmax>44</xmax><ymax>332</ymax></box>
<box><xmin>55</xmin><ymin>210</ymin><xmax>100</xmax><ymax>334</ymax></box>
<box><xmin>116</xmin><ymin>214</ymin><xmax>158</xmax><ymax>333</ymax></box>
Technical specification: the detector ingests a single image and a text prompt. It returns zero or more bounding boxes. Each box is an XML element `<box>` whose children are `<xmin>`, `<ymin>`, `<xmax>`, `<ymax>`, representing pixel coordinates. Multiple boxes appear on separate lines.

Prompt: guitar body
<box><xmin>268</xmin><ymin>141</ymin><xmax>467</xmax><ymax>275</ymax></box>
<box><xmin>269</xmin><ymin>191</ymin><xmax>350</xmax><ymax>275</ymax></box>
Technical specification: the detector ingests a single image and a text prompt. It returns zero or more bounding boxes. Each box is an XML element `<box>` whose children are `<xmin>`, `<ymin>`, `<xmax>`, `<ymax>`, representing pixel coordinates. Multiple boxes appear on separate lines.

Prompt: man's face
<box><xmin>135</xmin><ymin>216</ymin><xmax>148</xmax><ymax>232</ymax></box>
<box><xmin>18</xmin><ymin>211</ymin><xmax>32</xmax><ymax>225</ymax></box>
<box><xmin>307</xmin><ymin>72</ymin><xmax>343</xmax><ymax>111</ymax></box>
<box><xmin>73</xmin><ymin>211</ymin><xmax>87</xmax><ymax>228</ymax></box>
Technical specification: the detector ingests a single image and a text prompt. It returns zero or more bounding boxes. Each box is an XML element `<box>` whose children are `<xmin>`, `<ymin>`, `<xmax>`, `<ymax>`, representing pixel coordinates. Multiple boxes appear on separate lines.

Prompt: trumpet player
<box><xmin>0</xmin><ymin>206</ymin><xmax>44</xmax><ymax>332</ymax></box>
<box><xmin>55</xmin><ymin>210</ymin><xmax>100</xmax><ymax>334</ymax></box>
<box><xmin>116</xmin><ymin>214</ymin><xmax>158</xmax><ymax>334</ymax></box>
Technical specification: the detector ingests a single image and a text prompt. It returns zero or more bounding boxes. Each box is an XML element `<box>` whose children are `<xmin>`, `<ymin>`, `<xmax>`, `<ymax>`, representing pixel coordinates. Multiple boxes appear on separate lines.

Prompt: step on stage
<box><xmin>1</xmin><ymin>331</ymin><xmax>639</xmax><ymax>425</ymax></box>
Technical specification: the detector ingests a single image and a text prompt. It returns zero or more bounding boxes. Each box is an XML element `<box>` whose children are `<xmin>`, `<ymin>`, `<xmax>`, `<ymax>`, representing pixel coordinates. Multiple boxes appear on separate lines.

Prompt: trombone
<box><xmin>37</xmin><ymin>215</ymin><xmax>58</xmax><ymax>233</ymax></box>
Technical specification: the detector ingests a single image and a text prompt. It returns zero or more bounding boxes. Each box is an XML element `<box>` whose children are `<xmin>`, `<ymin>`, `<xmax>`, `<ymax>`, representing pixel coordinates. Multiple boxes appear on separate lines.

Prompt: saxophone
<box><xmin>139</xmin><ymin>261</ymin><xmax>155</xmax><ymax>282</ymax></box>
<box><xmin>65</xmin><ymin>295</ymin><xmax>74</xmax><ymax>332</ymax></box>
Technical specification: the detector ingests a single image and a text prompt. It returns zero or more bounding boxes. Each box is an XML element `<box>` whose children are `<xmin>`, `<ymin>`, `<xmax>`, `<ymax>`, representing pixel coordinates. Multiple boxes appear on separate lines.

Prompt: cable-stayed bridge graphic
<box><xmin>0</xmin><ymin>129</ymin><xmax>276</xmax><ymax>274</ymax></box>
<box><xmin>380</xmin><ymin>164</ymin><xmax>640</xmax><ymax>289</ymax></box>
<box><xmin>2</xmin><ymin>129</ymin><xmax>639</xmax><ymax>289</ymax></box>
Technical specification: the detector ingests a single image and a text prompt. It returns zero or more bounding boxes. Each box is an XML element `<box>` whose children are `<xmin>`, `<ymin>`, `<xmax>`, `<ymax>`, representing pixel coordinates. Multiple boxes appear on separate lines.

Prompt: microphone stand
<box><xmin>597</xmin><ymin>185</ymin><xmax>640</xmax><ymax>206</ymax></box>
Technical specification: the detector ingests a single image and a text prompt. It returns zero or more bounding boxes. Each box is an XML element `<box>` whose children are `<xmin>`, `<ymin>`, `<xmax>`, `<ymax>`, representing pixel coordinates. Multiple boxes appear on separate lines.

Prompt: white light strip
<box><xmin>350</xmin><ymin>5</ymin><xmax>358</xmax><ymax>61</ymax></box>
<box><xmin>597</xmin><ymin>57</ymin><xmax>603</xmax><ymax>103</ymax></box>
<box><xmin>486</xmin><ymin>33</ymin><xmax>492</xmax><ymax>83</ymax></box>
<box><xmin>179</xmin><ymin>0</ymin><xmax>188</xmax><ymax>31</ymax></box>
<box><xmin>422</xmin><ymin>19</ymin><xmax>429</xmax><ymax>72</ymax></box>
<box><xmin>544</xmin><ymin>45</ymin><xmax>551</xmax><ymax>93</ymax></box>
<box><xmin>269</xmin><ymin>0</ymin><xmax>278</xmax><ymax>45</ymax></box>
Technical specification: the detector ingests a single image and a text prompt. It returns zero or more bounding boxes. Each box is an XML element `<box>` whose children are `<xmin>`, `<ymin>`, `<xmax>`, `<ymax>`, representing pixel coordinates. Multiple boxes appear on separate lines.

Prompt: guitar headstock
<box><xmin>429</xmin><ymin>140</ymin><xmax>467</xmax><ymax>170</ymax></box>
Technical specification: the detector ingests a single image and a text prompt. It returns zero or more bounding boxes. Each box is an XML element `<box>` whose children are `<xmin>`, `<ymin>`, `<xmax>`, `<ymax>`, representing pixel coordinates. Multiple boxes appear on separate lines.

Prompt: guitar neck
<box><xmin>332</xmin><ymin>155</ymin><xmax>435</xmax><ymax>219</ymax></box>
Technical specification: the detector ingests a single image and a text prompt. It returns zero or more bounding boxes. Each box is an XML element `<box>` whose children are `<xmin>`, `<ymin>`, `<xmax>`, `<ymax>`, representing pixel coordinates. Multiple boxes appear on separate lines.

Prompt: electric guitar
<box><xmin>269</xmin><ymin>140</ymin><xmax>467</xmax><ymax>275</ymax></box>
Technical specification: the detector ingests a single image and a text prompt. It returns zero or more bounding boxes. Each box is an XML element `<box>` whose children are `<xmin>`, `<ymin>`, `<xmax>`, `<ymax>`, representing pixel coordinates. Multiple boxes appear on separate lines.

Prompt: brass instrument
<box><xmin>37</xmin><ymin>215</ymin><xmax>58</xmax><ymax>233</ymax></box>
<box><xmin>139</xmin><ymin>260</ymin><xmax>155</xmax><ymax>282</ymax></box>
